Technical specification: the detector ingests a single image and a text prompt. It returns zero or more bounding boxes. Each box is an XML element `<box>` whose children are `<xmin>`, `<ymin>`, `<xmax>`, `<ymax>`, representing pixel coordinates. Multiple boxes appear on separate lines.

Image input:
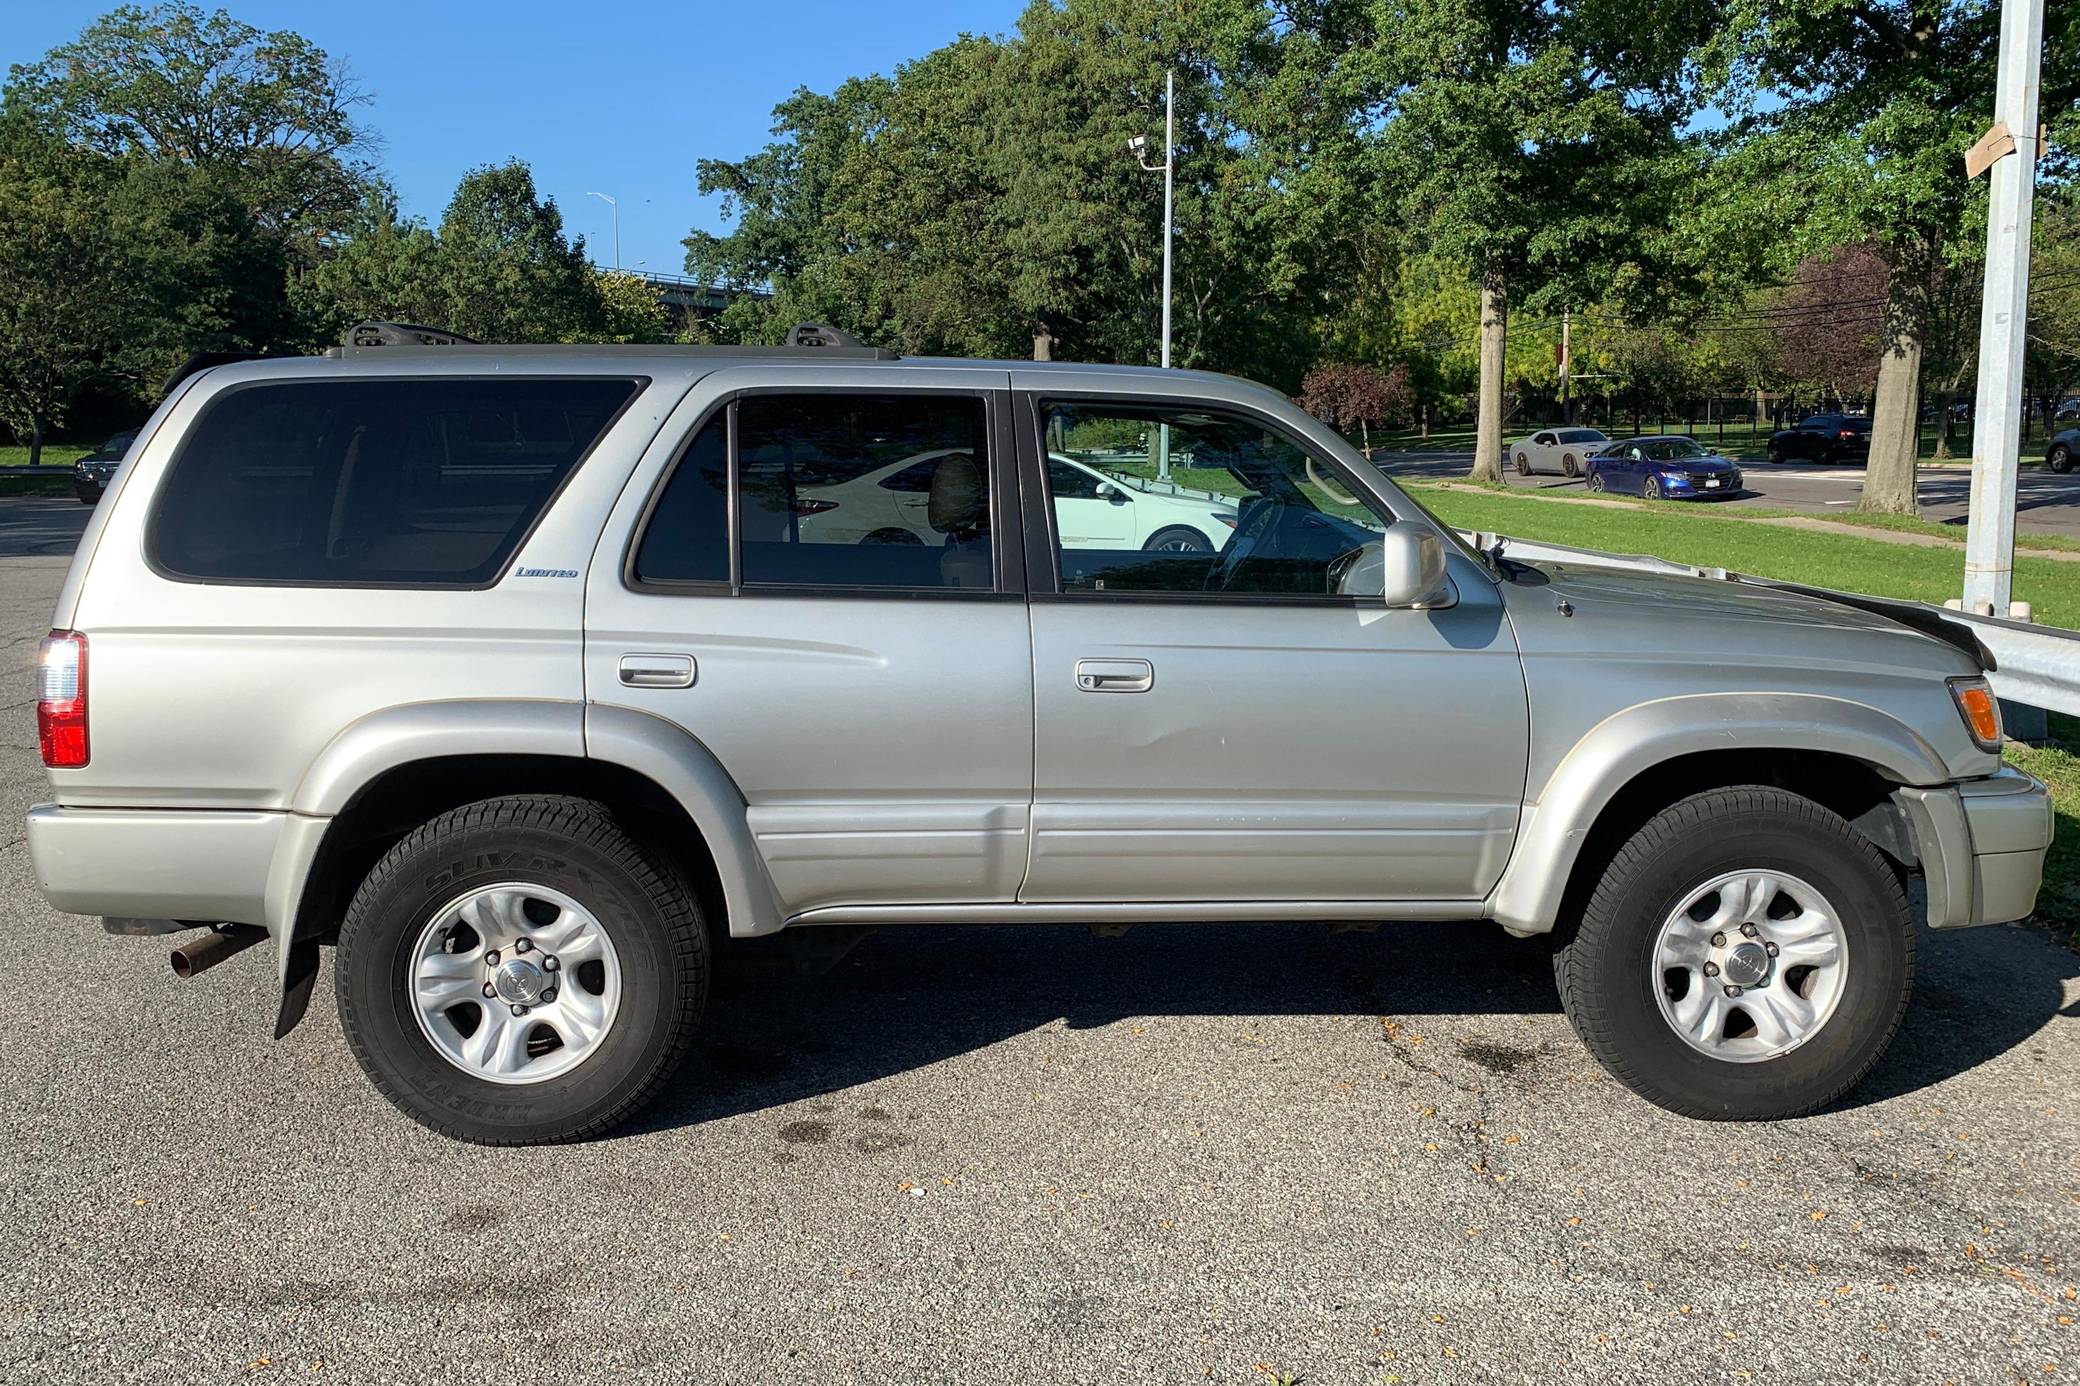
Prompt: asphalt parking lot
<box><xmin>1382</xmin><ymin>453</ymin><xmax>2080</xmax><ymax>539</ymax></box>
<box><xmin>2</xmin><ymin>496</ymin><xmax>2077</xmax><ymax>1384</ymax></box>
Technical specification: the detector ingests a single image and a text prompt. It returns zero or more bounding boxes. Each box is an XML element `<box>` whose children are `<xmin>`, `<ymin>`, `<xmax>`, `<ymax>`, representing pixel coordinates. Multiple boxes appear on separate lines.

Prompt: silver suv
<box><xmin>27</xmin><ymin>333</ymin><xmax>2054</xmax><ymax>1143</ymax></box>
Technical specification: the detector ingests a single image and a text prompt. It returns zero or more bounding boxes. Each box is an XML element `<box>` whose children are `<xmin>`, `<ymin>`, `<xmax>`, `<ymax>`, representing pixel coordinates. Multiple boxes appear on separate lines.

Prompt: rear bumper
<box><xmin>28</xmin><ymin>804</ymin><xmax>286</xmax><ymax>925</ymax></box>
<box><xmin>1896</xmin><ymin>767</ymin><xmax>2055</xmax><ymax>928</ymax></box>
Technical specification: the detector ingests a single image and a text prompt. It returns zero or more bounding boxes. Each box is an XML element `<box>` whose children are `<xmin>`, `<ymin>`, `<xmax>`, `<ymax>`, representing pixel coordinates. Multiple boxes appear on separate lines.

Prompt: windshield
<box><xmin>1640</xmin><ymin>439</ymin><xmax>1710</xmax><ymax>461</ymax></box>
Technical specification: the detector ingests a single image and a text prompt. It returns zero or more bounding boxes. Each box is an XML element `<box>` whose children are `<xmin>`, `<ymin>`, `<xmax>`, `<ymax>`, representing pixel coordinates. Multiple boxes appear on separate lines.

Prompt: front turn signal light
<box><xmin>1949</xmin><ymin>677</ymin><xmax>2003</xmax><ymax>752</ymax></box>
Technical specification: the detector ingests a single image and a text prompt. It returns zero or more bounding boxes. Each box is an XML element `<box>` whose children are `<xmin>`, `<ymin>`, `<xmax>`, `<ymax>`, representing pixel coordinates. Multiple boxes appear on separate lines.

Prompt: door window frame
<box><xmin>1014</xmin><ymin>390</ymin><xmax>1401</xmax><ymax>607</ymax></box>
<box><xmin>622</xmin><ymin>385</ymin><xmax>1026</xmax><ymax>600</ymax></box>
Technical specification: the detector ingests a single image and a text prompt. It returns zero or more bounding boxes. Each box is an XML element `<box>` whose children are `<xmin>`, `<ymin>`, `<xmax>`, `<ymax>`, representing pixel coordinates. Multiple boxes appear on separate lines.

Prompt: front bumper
<box><xmin>1895</xmin><ymin>766</ymin><xmax>2055</xmax><ymax>928</ymax></box>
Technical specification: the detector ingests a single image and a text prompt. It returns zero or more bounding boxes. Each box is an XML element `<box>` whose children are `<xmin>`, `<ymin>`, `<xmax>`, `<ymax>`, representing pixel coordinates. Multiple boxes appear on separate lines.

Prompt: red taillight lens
<box><xmin>1838</xmin><ymin>429</ymin><xmax>1856</xmax><ymax>440</ymax></box>
<box><xmin>791</xmin><ymin>498</ymin><xmax>840</xmax><ymax>517</ymax></box>
<box><xmin>37</xmin><ymin>630</ymin><xmax>87</xmax><ymax>768</ymax></box>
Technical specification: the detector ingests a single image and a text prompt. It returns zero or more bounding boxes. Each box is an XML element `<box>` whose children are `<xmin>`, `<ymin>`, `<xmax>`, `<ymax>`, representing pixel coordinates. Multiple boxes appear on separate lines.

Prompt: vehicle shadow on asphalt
<box><xmin>627</xmin><ymin>917</ymin><xmax>2077</xmax><ymax>1133</ymax></box>
<box><xmin>0</xmin><ymin>498</ymin><xmax>93</xmax><ymax>558</ymax></box>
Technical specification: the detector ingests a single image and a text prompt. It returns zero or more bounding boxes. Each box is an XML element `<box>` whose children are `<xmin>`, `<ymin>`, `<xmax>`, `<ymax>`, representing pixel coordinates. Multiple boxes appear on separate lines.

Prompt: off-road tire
<box><xmin>1554</xmin><ymin>786</ymin><xmax>1913</xmax><ymax>1121</ymax></box>
<box><xmin>336</xmin><ymin>795</ymin><xmax>708</xmax><ymax>1145</ymax></box>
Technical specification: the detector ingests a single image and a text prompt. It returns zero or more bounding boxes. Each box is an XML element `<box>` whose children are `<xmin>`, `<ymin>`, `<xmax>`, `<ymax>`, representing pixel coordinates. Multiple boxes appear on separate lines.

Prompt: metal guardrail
<box><xmin>1461</xmin><ymin>529</ymin><xmax>2080</xmax><ymax>718</ymax></box>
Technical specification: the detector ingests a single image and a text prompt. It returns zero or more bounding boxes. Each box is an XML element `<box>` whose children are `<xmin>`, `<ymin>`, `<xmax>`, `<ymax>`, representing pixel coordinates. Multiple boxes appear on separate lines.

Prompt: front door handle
<box><xmin>619</xmin><ymin>653</ymin><xmax>696</xmax><ymax>689</ymax></box>
<box><xmin>1075</xmin><ymin>658</ymin><xmax>1153</xmax><ymax>693</ymax></box>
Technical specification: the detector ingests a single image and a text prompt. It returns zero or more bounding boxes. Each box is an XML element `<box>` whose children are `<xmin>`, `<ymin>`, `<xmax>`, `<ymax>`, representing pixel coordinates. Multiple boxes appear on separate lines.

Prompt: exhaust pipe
<box><xmin>170</xmin><ymin>925</ymin><xmax>268</xmax><ymax>979</ymax></box>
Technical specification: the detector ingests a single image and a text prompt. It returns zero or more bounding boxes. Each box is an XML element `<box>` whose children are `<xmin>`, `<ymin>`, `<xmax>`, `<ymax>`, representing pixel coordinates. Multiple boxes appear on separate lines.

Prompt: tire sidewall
<box><xmin>1577</xmin><ymin>805</ymin><xmax>1910</xmax><ymax>1118</ymax></box>
<box><xmin>340</xmin><ymin>817</ymin><xmax>688</xmax><ymax>1140</ymax></box>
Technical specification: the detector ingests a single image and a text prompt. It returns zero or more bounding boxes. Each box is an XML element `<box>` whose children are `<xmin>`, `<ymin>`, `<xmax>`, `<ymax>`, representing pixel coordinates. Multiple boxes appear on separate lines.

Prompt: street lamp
<box><xmin>1130</xmin><ymin>68</ymin><xmax>1176</xmax><ymax>480</ymax></box>
<box><xmin>586</xmin><ymin>191</ymin><xmax>620</xmax><ymax>271</ymax></box>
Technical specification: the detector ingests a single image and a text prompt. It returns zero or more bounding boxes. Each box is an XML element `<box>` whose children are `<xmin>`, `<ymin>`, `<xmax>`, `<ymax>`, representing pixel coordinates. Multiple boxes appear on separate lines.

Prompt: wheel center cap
<box><xmin>493</xmin><ymin>958</ymin><xmax>548</xmax><ymax>1005</ymax></box>
<box><xmin>1721</xmin><ymin>941</ymin><xmax>1771</xmax><ymax>988</ymax></box>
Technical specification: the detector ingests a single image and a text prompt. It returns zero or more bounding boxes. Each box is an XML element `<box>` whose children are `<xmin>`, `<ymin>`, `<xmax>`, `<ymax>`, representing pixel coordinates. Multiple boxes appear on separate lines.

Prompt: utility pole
<box><xmin>587</xmin><ymin>191</ymin><xmax>621</xmax><ymax>271</ymax></box>
<box><xmin>1131</xmin><ymin>69</ymin><xmax>1177</xmax><ymax>480</ymax></box>
<box><xmin>1559</xmin><ymin>307</ymin><xmax>1572</xmax><ymax>425</ymax></box>
<box><xmin>1961</xmin><ymin>0</ymin><xmax>2044</xmax><ymax>615</ymax></box>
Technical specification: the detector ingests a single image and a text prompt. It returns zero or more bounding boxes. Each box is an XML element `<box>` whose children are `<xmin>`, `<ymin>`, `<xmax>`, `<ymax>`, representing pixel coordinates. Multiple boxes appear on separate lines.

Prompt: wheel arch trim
<box><xmin>1488</xmin><ymin>692</ymin><xmax>1950</xmax><ymax>935</ymax></box>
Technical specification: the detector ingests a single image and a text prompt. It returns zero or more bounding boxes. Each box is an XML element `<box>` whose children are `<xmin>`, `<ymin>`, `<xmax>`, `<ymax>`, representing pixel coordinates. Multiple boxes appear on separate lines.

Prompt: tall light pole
<box><xmin>1961</xmin><ymin>0</ymin><xmax>2045</xmax><ymax>616</ymax></box>
<box><xmin>587</xmin><ymin>191</ymin><xmax>620</xmax><ymax>271</ymax></box>
<box><xmin>1130</xmin><ymin>68</ymin><xmax>1176</xmax><ymax>479</ymax></box>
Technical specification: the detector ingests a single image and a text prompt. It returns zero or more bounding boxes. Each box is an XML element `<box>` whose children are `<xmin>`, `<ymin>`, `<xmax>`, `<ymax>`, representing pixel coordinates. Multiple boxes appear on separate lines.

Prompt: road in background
<box><xmin>3</xmin><ymin>496</ymin><xmax>2077</xmax><ymax>1384</ymax></box>
<box><xmin>1381</xmin><ymin>453</ymin><xmax>2080</xmax><ymax>539</ymax></box>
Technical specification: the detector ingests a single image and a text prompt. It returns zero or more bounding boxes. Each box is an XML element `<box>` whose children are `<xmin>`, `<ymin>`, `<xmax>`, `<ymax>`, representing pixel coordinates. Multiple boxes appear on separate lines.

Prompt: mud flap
<box><xmin>274</xmin><ymin>937</ymin><xmax>321</xmax><ymax>1039</ymax></box>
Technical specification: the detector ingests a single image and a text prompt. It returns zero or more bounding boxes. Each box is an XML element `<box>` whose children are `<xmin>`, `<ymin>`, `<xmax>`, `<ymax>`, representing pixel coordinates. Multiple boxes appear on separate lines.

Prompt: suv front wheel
<box><xmin>336</xmin><ymin>795</ymin><xmax>708</xmax><ymax>1144</ymax></box>
<box><xmin>1555</xmin><ymin>787</ymin><xmax>1912</xmax><ymax>1121</ymax></box>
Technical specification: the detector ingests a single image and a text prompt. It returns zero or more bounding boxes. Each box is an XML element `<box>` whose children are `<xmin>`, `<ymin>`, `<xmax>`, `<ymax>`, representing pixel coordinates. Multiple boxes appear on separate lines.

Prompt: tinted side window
<box><xmin>737</xmin><ymin>395</ymin><xmax>993</xmax><ymax>590</ymax></box>
<box><xmin>150</xmin><ymin>378</ymin><xmax>637</xmax><ymax>585</ymax></box>
<box><xmin>632</xmin><ymin>414</ymin><xmax>728</xmax><ymax>583</ymax></box>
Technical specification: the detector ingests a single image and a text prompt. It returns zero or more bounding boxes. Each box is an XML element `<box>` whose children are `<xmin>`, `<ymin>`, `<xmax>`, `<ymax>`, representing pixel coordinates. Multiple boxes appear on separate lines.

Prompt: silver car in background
<box><xmin>1511</xmin><ymin>426</ymin><xmax>1611</xmax><ymax>476</ymax></box>
<box><xmin>26</xmin><ymin>329</ymin><xmax>2053</xmax><ymax>1144</ymax></box>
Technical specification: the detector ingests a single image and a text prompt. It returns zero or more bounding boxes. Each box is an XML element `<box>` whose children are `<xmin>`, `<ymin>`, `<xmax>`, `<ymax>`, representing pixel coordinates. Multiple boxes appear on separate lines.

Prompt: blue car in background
<box><xmin>1585</xmin><ymin>435</ymin><xmax>1744</xmax><ymax>500</ymax></box>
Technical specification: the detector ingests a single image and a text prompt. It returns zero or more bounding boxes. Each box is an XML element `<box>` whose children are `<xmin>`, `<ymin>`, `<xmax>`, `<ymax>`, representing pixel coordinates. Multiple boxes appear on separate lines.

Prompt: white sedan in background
<box><xmin>1509</xmin><ymin>427</ymin><xmax>1611</xmax><ymax>477</ymax></box>
<box><xmin>799</xmin><ymin>449</ymin><xmax>1240</xmax><ymax>552</ymax></box>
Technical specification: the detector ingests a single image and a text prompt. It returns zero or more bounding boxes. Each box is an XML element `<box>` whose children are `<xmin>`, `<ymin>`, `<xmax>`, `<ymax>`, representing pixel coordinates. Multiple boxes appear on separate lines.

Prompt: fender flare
<box><xmin>1487</xmin><ymin>692</ymin><xmax>1951</xmax><ymax>936</ymax></box>
<box><xmin>583</xmin><ymin>703</ymin><xmax>784</xmax><ymax>937</ymax></box>
<box><xmin>272</xmin><ymin>699</ymin><xmax>782</xmax><ymax>1017</ymax></box>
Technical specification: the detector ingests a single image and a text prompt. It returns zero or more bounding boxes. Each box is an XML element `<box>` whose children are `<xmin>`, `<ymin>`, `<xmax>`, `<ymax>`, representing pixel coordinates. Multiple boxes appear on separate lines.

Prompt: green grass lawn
<box><xmin>1409</xmin><ymin>482</ymin><xmax>2080</xmax><ymax>628</ymax></box>
<box><xmin>0</xmin><ymin>444</ymin><xmax>94</xmax><ymax>468</ymax></box>
<box><xmin>2002</xmin><ymin>735</ymin><xmax>2080</xmax><ymax>944</ymax></box>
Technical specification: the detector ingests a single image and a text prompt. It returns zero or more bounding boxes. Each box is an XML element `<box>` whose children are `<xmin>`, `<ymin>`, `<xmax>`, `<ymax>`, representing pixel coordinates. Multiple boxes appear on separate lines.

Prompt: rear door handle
<box><xmin>1075</xmin><ymin>658</ymin><xmax>1153</xmax><ymax>693</ymax></box>
<box><xmin>619</xmin><ymin>653</ymin><xmax>696</xmax><ymax>689</ymax></box>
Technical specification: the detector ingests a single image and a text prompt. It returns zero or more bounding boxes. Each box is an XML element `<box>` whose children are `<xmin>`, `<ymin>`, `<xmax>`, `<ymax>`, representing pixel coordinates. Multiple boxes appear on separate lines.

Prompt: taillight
<box><xmin>791</xmin><ymin>498</ymin><xmax>840</xmax><ymax>516</ymax></box>
<box><xmin>37</xmin><ymin>630</ymin><xmax>87</xmax><ymax>768</ymax></box>
<box><xmin>1838</xmin><ymin>429</ymin><xmax>1856</xmax><ymax>440</ymax></box>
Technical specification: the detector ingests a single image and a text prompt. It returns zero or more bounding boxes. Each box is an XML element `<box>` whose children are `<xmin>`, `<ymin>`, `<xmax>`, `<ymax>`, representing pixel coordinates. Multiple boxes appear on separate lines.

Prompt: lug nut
<box><xmin>1723</xmin><ymin>984</ymin><xmax>1743</xmax><ymax>998</ymax></box>
<box><xmin>1703</xmin><ymin>961</ymin><xmax>1720</xmax><ymax>977</ymax></box>
<box><xmin>1710</xmin><ymin>932</ymin><xmax>1727</xmax><ymax>948</ymax></box>
<box><xmin>542</xmin><ymin>985</ymin><xmax>558</xmax><ymax>1003</ymax></box>
<box><xmin>485</xmin><ymin>950</ymin><xmax>500</xmax><ymax>967</ymax></box>
<box><xmin>1741</xmin><ymin>923</ymin><xmax>1760</xmax><ymax>939</ymax></box>
<box><xmin>542</xmin><ymin>955</ymin><xmax>560</xmax><ymax>972</ymax></box>
<box><xmin>482</xmin><ymin>982</ymin><xmax>496</xmax><ymax>998</ymax></box>
<box><xmin>1765</xmin><ymin>941</ymin><xmax>1780</xmax><ymax>956</ymax></box>
<box><xmin>510</xmin><ymin>1003</ymin><xmax>528</xmax><ymax>1017</ymax></box>
<box><xmin>515</xmin><ymin>938</ymin><xmax>532</xmax><ymax>954</ymax></box>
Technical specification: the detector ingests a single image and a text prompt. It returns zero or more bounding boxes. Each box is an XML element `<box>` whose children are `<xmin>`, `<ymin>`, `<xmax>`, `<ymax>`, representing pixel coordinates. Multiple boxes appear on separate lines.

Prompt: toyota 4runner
<box><xmin>27</xmin><ymin>330</ymin><xmax>2054</xmax><ymax>1143</ymax></box>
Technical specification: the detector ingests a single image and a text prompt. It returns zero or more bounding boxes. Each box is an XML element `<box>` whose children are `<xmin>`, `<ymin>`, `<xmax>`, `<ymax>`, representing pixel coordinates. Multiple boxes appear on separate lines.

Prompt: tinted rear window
<box><xmin>150</xmin><ymin>378</ymin><xmax>639</xmax><ymax>585</ymax></box>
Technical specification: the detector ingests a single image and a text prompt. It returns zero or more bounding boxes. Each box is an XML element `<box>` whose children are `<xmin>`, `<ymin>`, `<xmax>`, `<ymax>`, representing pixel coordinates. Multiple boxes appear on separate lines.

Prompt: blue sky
<box><xmin>4</xmin><ymin>1</ymin><xmax>1032</xmax><ymax>274</ymax></box>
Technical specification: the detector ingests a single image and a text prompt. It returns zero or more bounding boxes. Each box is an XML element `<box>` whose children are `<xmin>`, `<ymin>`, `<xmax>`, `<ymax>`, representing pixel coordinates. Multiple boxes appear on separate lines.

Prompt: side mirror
<box><xmin>1378</xmin><ymin>526</ymin><xmax>1450</xmax><ymax>608</ymax></box>
<box><xmin>1097</xmin><ymin>481</ymin><xmax>1129</xmax><ymax>505</ymax></box>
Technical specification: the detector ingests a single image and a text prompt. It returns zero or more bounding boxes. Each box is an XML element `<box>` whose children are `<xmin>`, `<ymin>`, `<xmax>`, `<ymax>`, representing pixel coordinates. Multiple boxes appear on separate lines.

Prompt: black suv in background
<box><xmin>1767</xmin><ymin>414</ymin><xmax>1872</xmax><ymax>464</ymax></box>
<box><xmin>72</xmin><ymin>430</ymin><xmax>138</xmax><ymax>504</ymax></box>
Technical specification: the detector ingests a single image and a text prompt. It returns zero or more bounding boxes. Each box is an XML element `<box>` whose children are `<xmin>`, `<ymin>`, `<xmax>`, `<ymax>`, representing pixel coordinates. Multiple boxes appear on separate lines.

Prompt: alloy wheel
<box><xmin>408</xmin><ymin>882</ymin><xmax>623</xmax><ymax>1085</ymax></box>
<box><xmin>1651</xmin><ymin>869</ymin><xmax>1848</xmax><ymax>1063</ymax></box>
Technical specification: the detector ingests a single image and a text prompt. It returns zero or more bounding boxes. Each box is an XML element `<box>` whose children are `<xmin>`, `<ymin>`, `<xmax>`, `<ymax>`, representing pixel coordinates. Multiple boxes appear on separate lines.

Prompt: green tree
<box><xmin>0</xmin><ymin>126</ymin><xmax>131</xmax><ymax>463</ymax></box>
<box><xmin>1365</xmin><ymin>0</ymin><xmax>1714</xmax><ymax>480</ymax></box>
<box><xmin>5</xmin><ymin>2</ymin><xmax>373</xmax><ymax>242</ymax></box>
<box><xmin>1701</xmin><ymin>0</ymin><xmax>2080</xmax><ymax>513</ymax></box>
<box><xmin>296</xmin><ymin>163</ymin><xmax>611</xmax><ymax>344</ymax></box>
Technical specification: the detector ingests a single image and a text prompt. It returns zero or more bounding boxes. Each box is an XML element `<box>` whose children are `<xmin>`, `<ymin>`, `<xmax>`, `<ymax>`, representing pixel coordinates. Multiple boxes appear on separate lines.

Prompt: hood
<box><xmin>1504</xmin><ymin>559</ymin><xmax>1985</xmax><ymax>679</ymax></box>
<box><xmin>1648</xmin><ymin>454</ymin><xmax>1738</xmax><ymax>472</ymax></box>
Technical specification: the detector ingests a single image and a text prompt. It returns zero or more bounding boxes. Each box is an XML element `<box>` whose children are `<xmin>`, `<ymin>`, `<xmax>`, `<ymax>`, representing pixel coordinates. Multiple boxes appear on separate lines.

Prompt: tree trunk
<box><xmin>27</xmin><ymin>417</ymin><xmax>43</xmax><ymax>468</ymax></box>
<box><xmin>1032</xmin><ymin>328</ymin><xmax>1054</xmax><ymax>362</ymax></box>
<box><xmin>1471</xmin><ymin>271</ymin><xmax>1506</xmax><ymax>483</ymax></box>
<box><xmin>1420</xmin><ymin>402</ymin><xmax>1430</xmax><ymax>440</ymax></box>
<box><xmin>1860</xmin><ymin>270</ymin><xmax>1924</xmax><ymax>517</ymax></box>
<box><xmin>1934</xmin><ymin>388</ymin><xmax>1954</xmax><ymax>459</ymax></box>
<box><xmin>1359</xmin><ymin>418</ymin><xmax>1371</xmax><ymax>458</ymax></box>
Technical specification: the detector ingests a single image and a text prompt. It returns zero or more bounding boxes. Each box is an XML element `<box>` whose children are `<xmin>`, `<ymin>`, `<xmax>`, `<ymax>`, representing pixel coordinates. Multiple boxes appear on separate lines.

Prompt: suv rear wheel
<box><xmin>1555</xmin><ymin>787</ymin><xmax>1912</xmax><ymax>1120</ymax></box>
<box><xmin>336</xmin><ymin>795</ymin><xmax>708</xmax><ymax>1144</ymax></box>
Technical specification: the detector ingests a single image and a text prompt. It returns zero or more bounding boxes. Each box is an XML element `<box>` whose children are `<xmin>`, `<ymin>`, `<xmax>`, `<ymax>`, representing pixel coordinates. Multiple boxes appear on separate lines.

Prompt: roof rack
<box><xmin>327</xmin><ymin>319</ymin><xmax>900</xmax><ymax>361</ymax></box>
